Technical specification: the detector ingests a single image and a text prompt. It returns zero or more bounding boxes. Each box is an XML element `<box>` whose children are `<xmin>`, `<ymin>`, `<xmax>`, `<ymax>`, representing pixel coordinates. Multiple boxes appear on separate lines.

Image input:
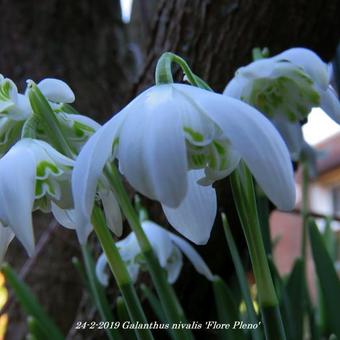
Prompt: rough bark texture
<box><xmin>0</xmin><ymin>0</ymin><xmax>339</xmax><ymax>339</ymax></box>
<box><xmin>131</xmin><ymin>0</ymin><xmax>340</xmax><ymax>95</ymax></box>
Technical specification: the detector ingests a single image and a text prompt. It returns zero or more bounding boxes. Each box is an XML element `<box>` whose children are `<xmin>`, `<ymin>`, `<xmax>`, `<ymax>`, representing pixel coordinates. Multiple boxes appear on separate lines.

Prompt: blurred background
<box><xmin>0</xmin><ymin>0</ymin><xmax>340</xmax><ymax>339</ymax></box>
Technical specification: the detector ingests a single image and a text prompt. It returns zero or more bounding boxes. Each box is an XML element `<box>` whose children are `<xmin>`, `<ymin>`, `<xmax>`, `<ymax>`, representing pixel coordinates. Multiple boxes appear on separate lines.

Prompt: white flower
<box><xmin>95</xmin><ymin>220</ymin><xmax>214</xmax><ymax>285</ymax></box>
<box><xmin>72</xmin><ymin>83</ymin><xmax>295</xmax><ymax>245</ymax></box>
<box><xmin>224</xmin><ymin>48</ymin><xmax>340</xmax><ymax>159</ymax></box>
<box><xmin>0</xmin><ymin>138</ymin><xmax>74</xmax><ymax>255</ymax></box>
<box><xmin>0</xmin><ymin>77</ymin><xmax>82</xmax><ymax>157</ymax></box>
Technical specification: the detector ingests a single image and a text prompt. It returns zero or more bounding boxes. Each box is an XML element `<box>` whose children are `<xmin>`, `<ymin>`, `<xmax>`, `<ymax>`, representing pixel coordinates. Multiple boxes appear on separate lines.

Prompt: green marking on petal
<box><xmin>183</xmin><ymin>126</ymin><xmax>204</xmax><ymax>142</ymax></box>
<box><xmin>36</xmin><ymin>161</ymin><xmax>60</xmax><ymax>179</ymax></box>
<box><xmin>213</xmin><ymin>141</ymin><xmax>225</xmax><ymax>156</ymax></box>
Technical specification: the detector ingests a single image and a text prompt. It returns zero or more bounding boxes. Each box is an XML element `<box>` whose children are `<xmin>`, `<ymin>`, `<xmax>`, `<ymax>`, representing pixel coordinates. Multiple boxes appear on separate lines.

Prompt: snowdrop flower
<box><xmin>0</xmin><ymin>138</ymin><xmax>74</xmax><ymax>256</ymax></box>
<box><xmin>96</xmin><ymin>220</ymin><xmax>214</xmax><ymax>285</ymax></box>
<box><xmin>73</xmin><ymin>83</ymin><xmax>295</xmax><ymax>245</ymax></box>
<box><xmin>224</xmin><ymin>48</ymin><xmax>340</xmax><ymax>159</ymax></box>
<box><xmin>0</xmin><ymin>77</ymin><xmax>83</xmax><ymax>157</ymax></box>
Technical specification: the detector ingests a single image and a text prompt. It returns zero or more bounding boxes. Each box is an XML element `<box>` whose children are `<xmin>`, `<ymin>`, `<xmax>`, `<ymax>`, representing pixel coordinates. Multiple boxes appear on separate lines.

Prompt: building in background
<box><xmin>271</xmin><ymin>132</ymin><xmax>340</xmax><ymax>297</ymax></box>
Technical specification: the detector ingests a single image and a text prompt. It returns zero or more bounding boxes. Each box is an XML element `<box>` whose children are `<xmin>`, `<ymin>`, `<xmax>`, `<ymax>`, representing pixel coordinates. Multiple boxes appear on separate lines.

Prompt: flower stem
<box><xmin>300</xmin><ymin>160</ymin><xmax>309</xmax><ymax>262</ymax></box>
<box><xmin>92</xmin><ymin>206</ymin><xmax>154</xmax><ymax>340</ymax></box>
<box><xmin>230</xmin><ymin>162</ymin><xmax>286</xmax><ymax>340</ymax></box>
<box><xmin>155</xmin><ymin>52</ymin><xmax>212</xmax><ymax>91</ymax></box>
<box><xmin>27</xmin><ymin>82</ymin><xmax>76</xmax><ymax>158</ymax></box>
<box><xmin>81</xmin><ymin>244</ymin><xmax>122</xmax><ymax>340</ymax></box>
<box><xmin>105</xmin><ymin>165</ymin><xmax>193</xmax><ymax>340</ymax></box>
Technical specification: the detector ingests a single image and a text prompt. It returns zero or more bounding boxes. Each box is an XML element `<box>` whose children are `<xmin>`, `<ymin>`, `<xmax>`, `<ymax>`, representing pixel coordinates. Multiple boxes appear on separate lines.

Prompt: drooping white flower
<box><xmin>72</xmin><ymin>83</ymin><xmax>295</xmax><ymax>245</ymax></box>
<box><xmin>0</xmin><ymin>138</ymin><xmax>74</xmax><ymax>255</ymax></box>
<box><xmin>0</xmin><ymin>77</ymin><xmax>85</xmax><ymax>157</ymax></box>
<box><xmin>224</xmin><ymin>48</ymin><xmax>340</xmax><ymax>159</ymax></box>
<box><xmin>96</xmin><ymin>220</ymin><xmax>214</xmax><ymax>286</ymax></box>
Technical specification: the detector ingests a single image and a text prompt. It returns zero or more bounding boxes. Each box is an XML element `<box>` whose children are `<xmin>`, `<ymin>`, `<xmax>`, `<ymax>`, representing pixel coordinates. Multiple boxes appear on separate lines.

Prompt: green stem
<box><xmin>230</xmin><ymin>163</ymin><xmax>286</xmax><ymax>340</ymax></box>
<box><xmin>105</xmin><ymin>165</ymin><xmax>193</xmax><ymax>340</ymax></box>
<box><xmin>81</xmin><ymin>244</ymin><xmax>122</xmax><ymax>340</ymax></box>
<box><xmin>155</xmin><ymin>52</ymin><xmax>212</xmax><ymax>91</ymax></box>
<box><xmin>221</xmin><ymin>213</ymin><xmax>262</xmax><ymax>340</ymax></box>
<box><xmin>92</xmin><ymin>206</ymin><xmax>154</xmax><ymax>340</ymax></box>
<box><xmin>300</xmin><ymin>160</ymin><xmax>309</xmax><ymax>262</ymax></box>
<box><xmin>27</xmin><ymin>82</ymin><xmax>76</xmax><ymax>158</ymax></box>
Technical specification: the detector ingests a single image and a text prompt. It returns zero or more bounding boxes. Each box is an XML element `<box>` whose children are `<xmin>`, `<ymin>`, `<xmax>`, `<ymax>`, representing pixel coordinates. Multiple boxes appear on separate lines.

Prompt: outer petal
<box><xmin>319</xmin><ymin>86</ymin><xmax>340</xmax><ymax>123</ymax></box>
<box><xmin>96</xmin><ymin>253</ymin><xmax>109</xmax><ymax>286</ymax></box>
<box><xmin>37</xmin><ymin>78</ymin><xmax>75</xmax><ymax>103</ymax></box>
<box><xmin>142</xmin><ymin>221</ymin><xmax>173</xmax><ymax>267</ymax></box>
<box><xmin>175</xmin><ymin>84</ymin><xmax>296</xmax><ymax>211</ymax></box>
<box><xmin>98</xmin><ymin>189</ymin><xmax>122</xmax><ymax>237</ymax></box>
<box><xmin>165</xmin><ymin>246</ymin><xmax>183</xmax><ymax>284</ymax></box>
<box><xmin>169</xmin><ymin>232</ymin><xmax>214</xmax><ymax>281</ymax></box>
<box><xmin>162</xmin><ymin>169</ymin><xmax>217</xmax><ymax>245</ymax></box>
<box><xmin>273</xmin><ymin>48</ymin><xmax>329</xmax><ymax>90</ymax></box>
<box><xmin>271</xmin><ymin>115</ymin><xmax>304</xmax><ymax>160</ymax></box>
<box><xmin>51</xmin><ymin>203</ymin><xmax>77</xmax><ymax>230</ymax></box>
<box><xmin>223</xmin><ymin>77</ymin><xmax>250</xmax><ymax>99</ymax></box>
<box><xmin>72</xmin><ymin>113</ymin><xmax>124</xmax><ymax>244</ymax></box>
<box><xmin>0</xmin><ymin>147</ymin><xmax>36</xmax><ymax>255</ymax></box>
<box><xmin>118</xmin><ymin>85</ymin><xmax>188</xmax><ymax>208</ymax></box>
<box><xmin>0</xmin><ymin>223</ymin><xmax>14</xmax><ymax>263</ymax></box>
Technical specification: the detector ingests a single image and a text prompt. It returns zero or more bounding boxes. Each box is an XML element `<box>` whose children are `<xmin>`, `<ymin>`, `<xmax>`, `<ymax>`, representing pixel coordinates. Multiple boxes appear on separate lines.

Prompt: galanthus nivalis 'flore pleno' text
<box><xmin>73</xmin><ymin>83</ymin><xmax>295</xmax><ymax>245</ymax></box>
<box><xmin>96</xmin><ymin>220</ymin><xmax>214</xmax><ymax>285</ymax></box>
<box><xmin>0</xmin><ymin>138</ymin><xmax>74</xmax><ymax>256</ymax></box>
<box><xmin>224</xmin><ymin>48</ymin><xmax>340</xmax><ymax>159</ymax></box>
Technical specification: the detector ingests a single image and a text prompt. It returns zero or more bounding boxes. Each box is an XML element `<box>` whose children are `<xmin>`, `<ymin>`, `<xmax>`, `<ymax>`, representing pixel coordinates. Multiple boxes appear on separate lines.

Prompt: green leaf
<box><xmin>115</xmin><ymin>296</ymin><xmax>135</xmax><ymax>340</ymax></box>
<box><xmin>141</xmin><ymin>284</ymin><xmax>166</xmax><ymax>323</ymax></box>
<box><xmin>2</xmin><ymin>264</ymin><xmax>63</xmax><ymax>340</ymax></box>
<box><xmin>27</xmin><ymin>316</ymin><xmax>49</xmax><ymax>340</ymax></box>
<box><xmin>212</xmin><ymin>276</ymin><xmax>246</xmax><ymax>340</ymax></box>
<box><xmin>81</xmin><ymin>245</ymin><xmax>122</xmax><ymax>340</ymax></box>
<box><xmin>308</xmin><ymin>220</ymin><xmax>340</xmax><ymax>338</ymax></box>
<box><xmin>284</xmin><ymin>259</ymin><xmax>304</xmax><ymax>340</ymax></box>
<box><xmin>221</xmin><ymin>213</ymin><xmax>262</xmax><ymax>340</ymax></box>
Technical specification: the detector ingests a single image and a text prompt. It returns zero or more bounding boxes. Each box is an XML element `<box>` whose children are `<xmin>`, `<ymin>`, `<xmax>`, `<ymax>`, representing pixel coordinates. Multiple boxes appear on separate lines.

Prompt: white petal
<box><xmin>95</xmin><ymin>253</ymin><xmax>109</xmax><ymax>286</ymax></box>
<box><xmin>175</xmin><ymin>84</ymin><xmax>296</xmax><ymax>211</ymax></box>
<box><xmin>31</xmin><ymin>139</ymin><xmax>74</xmax><ymax>167</ymax></box>
<box><xmin>223</xmin><ymin>77</ymin><xmax>250</xmax><ymax>99</ymax></box>
<box><xmin>0</xmin><ymin>223</ymin><xmax>14</xmax><ymax>263</ymax></box>
<box><xmin>37</xmin><ymin>78</ymin><xmax>75</xmax><ymax>103</ymax></box>
<box><xmin>165</xmin><ymin>246</ymin><xmax>183</xmax><ymax>284</ymax></box>
<box><xmin>319</xmin><ymin>86</ymin><xmax>340</xmax><ymax>123</ymax></box>
<box><xmin>118</xmin><ymin>85</ymin><xmax>188</xmax><ymax>208</ymax></box>
<box><xmin>126</xmin><ymin>263</ymin><xmax>140</xmax><ymax>283</ymax></box>
<box><xmin>65</xmin><ymin>113</ymin><xmax>101</xmax><ymax>131</ymax></box>
<box><xmin>98</xmin><ymin>189</ymin><xmax>122</xmax><ymax>237</ymax></box>
<box><xmin>273</xmin><ymin>48</ymin><xmax>329</xmax><ymax>90</ymax></box>
<box><xmin>271</xmin><ymin>115</ymin><xmax>304</xmax><ymax>160</ymax></box>
<box><xmin>72</xmin><ymin>113</ymin><xmax>123</xmax><ymax>244</ymax></box>
<box><xmin>51</xmin><ymin>203</ymin><xmax>77</xmax><ymax>230</ymax></box>
<box><xmin>0</xmin><ymin>146</ymin><xmax>36</xmax><ymax>255</ymax></box>
<box><xmin>117</xmin><ymin>233</ymin><xmax>140</xmax><ymax>262</ymax></box>
<box><xmin>142</xmin><ymin>220</ymin><xmax>173</xmax><ymax>267</ymax></box>
<box><xmin>169</xmin><ymin>232</ymin><xmax>214</xmax><ymax>281</ymax></box>
<box><xmin>162</xmin><ymin>169</ymin><xmax>217</xmax><ymax>245</ymax></box>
